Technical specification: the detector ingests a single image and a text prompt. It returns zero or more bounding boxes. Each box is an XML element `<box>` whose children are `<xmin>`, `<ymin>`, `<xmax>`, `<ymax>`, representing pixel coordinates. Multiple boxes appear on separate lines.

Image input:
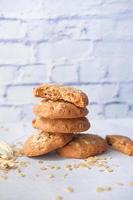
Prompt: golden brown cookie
<box><xmin>32</xmin><ymin>117</ymin><xmax>90</xmax><ymax>133</ymax></box>
<box><xmin>33</xmin><ymin>84</ymin><xmax>88</xmax><ymax>108</ymax></box>
<box><xmin>57</xmin><ymin>134</ymin><xmax>108</xmax><ymax>159</ymax></box>
<box><xmin>33</xmin><ymin>100</ymin><xmax>88</xmax><ymax>119</ymax></box>
<box><xmin>106</xmin><ymin>135</ymin><xmax>133</xmax><ymax>156</ymax></box>
<box><xmin>23</xmin><ymin>130</ymin><xmax>73</xmax><ymax>157</ymax></box>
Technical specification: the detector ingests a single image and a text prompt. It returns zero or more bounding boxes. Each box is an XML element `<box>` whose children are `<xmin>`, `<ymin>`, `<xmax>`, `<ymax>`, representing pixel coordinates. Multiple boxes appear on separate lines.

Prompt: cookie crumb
<box><xmin>40</xmin><ymin>167</ymin><xmax>47</xmax><ymax>170</ymax></box>
<box><xmin>20</xmin><ymin>173</ymin><xmax>26</xmax><ymax>177</ymax></box>
<box><xmin>107</xmin><ymin>168</ymin><xmax>113</xmax><ymax>172</ymax></box>
<box><xmin>15</xmin><ymin>168</ymin><xmax>21</xmax><ymax>174</ymax></box>
<box><xmin>116</xmin><ymin>182</ymin><xmax>124</xmax><ymax>186</ymax></box>
<box><xmin>0</xmin><ymin>175</ymin><xmax>8</xmax><ymax>180</ymax></box>
<box><xmin>55</xmin><ymin>196</ymin><xmax>63</xmax><ymax>200</ymax></box>
<box><xmin>47</xmin><ymin>174</ymin><xmax>54</xmax><ymax>179</ymax></box>
<box><xmin>129</xmin><ymin>182</ymin><xmax>133</xmax><ymax>186</ymax></box>
<box><xmin>64</xmin><ymin>187</ymin><xmax>74</xmax><ymax>193</ymax></box>
<box><xmin>96</xmin><ymin>187</ymin><xmax>112</xmax><ymax>192</ymax></box>
<box><xmin>55</xmin><ymin>166</ymin><xmax>61</xmax><ymax>170</ymax></box>
<box><xmin>19</xmin><ymin>161</ymin><xmax>29</xmax><ymax>168</ymax></box>
<box><xmin>61</xmin><ymin>173</ymin><xmax>68</xmax><ymax>178</ymax></box>
<box><xmin>35</xmin><ymin>174</ymin><xmax>40</xmax><ymax>177</ymax></box>
<box><xmin>38</xmin><ymin>160</ymin><xmax>44</xmax><ymax>164</ymax></box>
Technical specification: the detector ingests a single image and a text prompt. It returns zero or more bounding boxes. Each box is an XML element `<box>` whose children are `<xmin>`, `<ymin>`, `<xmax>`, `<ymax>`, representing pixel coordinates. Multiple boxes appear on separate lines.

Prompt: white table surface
<box><xmin>0</xmin><ymin>119</ymin><xmax>133</xmax><ymax>200</ymax></box>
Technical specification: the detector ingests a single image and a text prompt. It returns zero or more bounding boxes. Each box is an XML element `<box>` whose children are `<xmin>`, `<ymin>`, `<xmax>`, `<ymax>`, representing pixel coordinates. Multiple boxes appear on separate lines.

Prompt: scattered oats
<box><xmin>3</xmin><ymin>170</ymin><xmax>8</xmax><ymax>174</ymax></box>
<box><xmin>0</xmin><ymin>139</ymin><xmax>13</xmax><ymax>159</ymax></box>
<box><xmin>49</xmin><ymin>165</ymin><xmax>56</xmax><ymax>169</ymax></box>
<box><xmin>8</xmin><ymin>161</ymin><xmax>15</xmax><ymax>168</ymax></box>
<box><xmin>64</xmin><ymin>164</ymin><xmax>73</xmax><ymax>171</ymax></box>
<box><xmin>38</xmin><ymin>160</ymin><xmax>44</xmax><ymax>164</ymax></box>
<box><xmin>55</xmin><ymin>166</ymin><xmax>61</xmax><ymax>170</ymax></box>
<box><xmin>64</xmin><ymin>187</ymin><xmax>74</xmax><ymax>193</ymax></box>
<box><xmin>104</xmin><ymin>166</ymin><xmax>110</xmax><ymax>169</ymax></box>
<box><xmin>61</xmin><ymin>173</ymin><xmax>68</xmax><ymax>179</ymax></box>
<box><xmin>96</xmin><ymin>163</ymin><xmax>104</xmax><ymax>168</ymax></box>
<box><xmin>129</xmin><ymin>182</ymin><xmax>133</xmax><ymax>186</ymax></box>
<box><xmin>55</xmin><ymin>196</ymin><xmax>63</xmax><ymax>200</ymax></box>
<box><xmin>0</xmin><ymin>158</ymin><xmax>16</xmax><ymax>170</ymax></box>
<box><xmin>62</xmin><ymin>156</ymin><xmax>113</xmax><ymax>173</ymax></box>
<box><xmin>48</xmin><ymin>165</ymin><xmax>61</xmax><ymax>170</ymax></box>
<box><xmin>68</xmin><ymin>168</ymin><xmax>72</xmax><ymax>171</ymax></box>
<box><xmin>96</xmin><ymin>187</ymin><xmax>112</xmax><ymax>192</ymax></box>
<box><xmin>99</xmin><ymin>169</ymin><xmax>105</xmax><ymax>172</ymax></box>
<box><xmin>15</xmin><ymin>168</ymin><xmax>21</xmax><ymax>174</ymax></box>
<box><xmin>112</xmin><ymin>164</ymin><xmax>119</xmax><ymax>167</ymax></box>
<box><xmin>72</xmin><ymin>164</ymin><xmax>79</xmax><ymax>169</ymax></box>
<box><xmin>20</xmin><ymin>173</ymin><xmax>26</xmax><ymax>177</ymax></box>
<box><xmin>47</xmin><ymin>174</ymin><xmax>54</xmax><ymax>179</ymax></box>
<box><xmin>107</xmin><ymin>168</ymin><xmax>114</xmax><ymax>172</ymax></box>
<box><xmin>19</xmin><ymin>161</ymin><xmax>28</xmax><ymax>168</ymax></box>
<box><xmin>0</xmin><ymin>175</ymin><xmax>8</xmax><ymax>180</ymax></box>
<box><xmin>116</xmin><ymin>182</ymin><xmax>124</xmax><ymax>186</ymax></box>
<box><xmin>40</xmin><ymin>167</ymin><xmax>47</xmax><ymax>170</ymax></box>
<box><xmin>65</xmin><ymin>164</ymin><xmax>72</xmax><ymax>168</ymax></box>
<box><xmin>79</xmin><ymin>163</ymin><xmax>88</xmax><ymax>168</ymax></box>
<box><xmin>96</xmin><ymin>187</ymin><xmax>105</xmax><ymax>192</ymax></box>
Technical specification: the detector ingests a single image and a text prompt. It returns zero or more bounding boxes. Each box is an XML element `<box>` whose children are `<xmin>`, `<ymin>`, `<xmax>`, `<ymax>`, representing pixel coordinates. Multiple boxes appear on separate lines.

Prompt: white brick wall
<box><xmin>0</xmin><ymin>20</ymin><xmax>26</xmax><ymax>40</ymax></box>
<box><xmin>6</xmin><ymin>86</ymin><xmax>35</xmax><ymax>105</ymax></box>
<box><xmin>0</xmin><ymin>43</ymin><xmax>34</xmax><ymax>64</ymax></box>
<box><xmin>0</xmin><ymin>0</ymin><xmax>133</xmax><ymax>122</ymax></box>
<box><xmin>36</xmin><ymin>40</ymin><xmax>93</xmax><ymax>62</ymax></box>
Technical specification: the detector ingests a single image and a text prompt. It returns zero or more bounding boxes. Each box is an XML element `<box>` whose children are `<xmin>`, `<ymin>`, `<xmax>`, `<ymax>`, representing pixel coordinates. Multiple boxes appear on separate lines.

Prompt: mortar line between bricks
<box><xmin>2</xmin><ymin>82</ymin><xmax>133</xmax><ymax>87</ymax></box>
<box><xmin>0</xmin><ymin>102</ymin><xmax>130</xmax><ymax>107</ymax></box>
<box><xmin>0</xmin><ymin>17</ymin><xmax>27</xmax><ymax>22</ymax></box>
<box><xmin>18</xmin><ymin>38</ymin><xmax>133</xmax><ymax>44</ymax></box>
<box><xmin>0</xmin><ymin>64</ymin><xmax>46</xmax><ymax>67</ymax></box>
<box><xmin>1</xmin><ymin>39</ymin><xmax>133</xmax><ymax>45</ymax></box>
<box><xmin>0</xmin><ymin>39</ymin><xmax>26</xmax><ymax>44</ymax></box>
<box><xmin>46</xmin><ymin>12</ymin><xmax>133</xmax><ymax>22</ymax></box>
<box><xmin>0</xmin><ymin>16</ymin><xmax>116</xmax><ymax>21</ymax></box>
<box><xmin>0</xmin><ymin>104</ymin><xmax>35</xmax><ymax>107</ymax></box>
<box><xmin>43</xmin><ymin>82</ymin><xmax>133</xmax><ymax>85</ymax></box>
<box><xmin>0</xmin><ymin>12</ymin><xmax>133</xmax><ymax>22</ymax></box>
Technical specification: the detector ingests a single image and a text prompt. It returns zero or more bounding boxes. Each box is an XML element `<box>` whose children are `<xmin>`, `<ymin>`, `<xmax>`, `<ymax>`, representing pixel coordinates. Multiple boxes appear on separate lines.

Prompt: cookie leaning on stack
<box><xmin>23</xmin><ymin>84</ymin><xmax>91</xmax><ymax>157</ymax></box>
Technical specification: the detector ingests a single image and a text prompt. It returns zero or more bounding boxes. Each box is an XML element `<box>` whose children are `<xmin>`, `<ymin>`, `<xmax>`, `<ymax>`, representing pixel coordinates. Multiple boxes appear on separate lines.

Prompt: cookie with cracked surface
<box><xmin>106</xmin><ymin>135</ymin><xmax>133</xmax><ymax>156</ymax></box>
<box><xmin>32</xmin><ymin>117</ymin><xmax>90</xmax><ymax>134</ymax></box>
<box><xmin>33</xmin><ymin>84</ymin><xmax>88</xmax><ymax>108</ymax></box>
<box><xmin>57</xmin><ymin>134</ymin><xmax>108</xmax><ymax>159</ymax></box>
<box><xmin>33</xmin><ymin>100</ymin><xmax>88</xmax><ymax>119</ymax></box>
<box><xmin>23</xmin><ymin>131</ymin><xmax>73</xmax><ymax>157</ymax></box>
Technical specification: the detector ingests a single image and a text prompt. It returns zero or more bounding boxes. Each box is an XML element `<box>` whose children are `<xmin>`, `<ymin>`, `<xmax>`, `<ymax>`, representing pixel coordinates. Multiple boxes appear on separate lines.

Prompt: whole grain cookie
<box><xmin>32</xmin><ymin>117</ymin><xmax>90</xmax><ymax>133</ymax></box>
<box><xmin>57</xmin><ymin>134</ymin><xmax>108</xmax><ymax>159</ymax></box>
<box><xmin>23</xmin><ymin>131</ymin><xmax>73</xmax><ymax>157</ymax></box>
<box><xmin>106</xmin><ymin>135</ymin><xmax>133</xmax><ymax>156</ymax></box>
<box><xmin>33</xmin><ymin>100</ymin><xmax>88</xmax><ymax>119</ymax></box>
<box><xmin>33</xmin><ymin>84</ymin><xmax>88</xmax><ymax>108</ymax></box>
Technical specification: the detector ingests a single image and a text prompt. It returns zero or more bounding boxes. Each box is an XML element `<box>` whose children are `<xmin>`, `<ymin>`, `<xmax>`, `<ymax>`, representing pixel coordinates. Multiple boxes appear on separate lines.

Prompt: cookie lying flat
<box><xmin>33</xmin><ymin>100</ymin><xmax>88</xmax><ymax>119</ymax></box>
<box><xmin>23</xmin><ymin>131</ymin><xmax>73</xmax><ymax>157</ymax></box>
<box><xmin>34</xmin><ymin>84</ymin><xmax>88</xmax><ymax>108</ymax></box>
<box><xmin>106</xmin><ymin>135</ymin><xmax>133</xmax><ymax>156</ymax></box>
<box><xmin>57</xmin><ymin>134</ymin><xmax>108</xmax><ymax>159</ymax></box>
<box><xmin>32</xmin><ymin>117</ymin><xmax>90</xmax><ymax>134</ymax></box>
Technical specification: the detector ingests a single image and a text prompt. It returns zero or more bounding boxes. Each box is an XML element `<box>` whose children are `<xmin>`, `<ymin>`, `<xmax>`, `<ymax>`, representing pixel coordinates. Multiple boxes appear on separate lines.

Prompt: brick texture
<box><xmin>0</xmin><ymin>0</ymin><xmax>133</xmax><ymax>122</ymax></box>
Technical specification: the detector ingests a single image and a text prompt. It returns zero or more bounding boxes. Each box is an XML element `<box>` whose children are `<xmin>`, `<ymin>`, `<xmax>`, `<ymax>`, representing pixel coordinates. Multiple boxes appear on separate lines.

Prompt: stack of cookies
<box><xmin>23</xmin><ymin>84</ymin><xmax>107</xmax><ymax>159</ymax></box>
